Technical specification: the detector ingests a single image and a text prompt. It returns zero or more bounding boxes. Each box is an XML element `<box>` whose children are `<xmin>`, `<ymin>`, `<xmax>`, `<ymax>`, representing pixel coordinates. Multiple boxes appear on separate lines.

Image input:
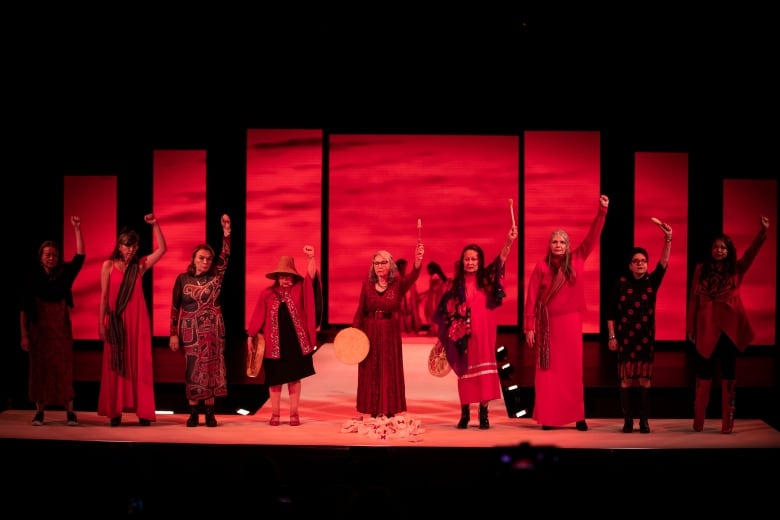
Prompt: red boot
<box><xmin>693</xmin><ymin>378</ymin><xmax>711</xmax><ymax>432</ymax></box>
<box><xmin>721</xmin><ymin>379</ymin><xmax>736</xmax><ymax>434</ymax></box>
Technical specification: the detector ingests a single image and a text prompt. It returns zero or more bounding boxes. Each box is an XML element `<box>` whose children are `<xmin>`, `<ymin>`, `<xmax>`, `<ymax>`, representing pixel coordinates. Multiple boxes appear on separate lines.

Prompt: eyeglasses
<box><xmin>373</xmin><ymin>260</ymin><xmax>389</xmax><ymax>266</ymax></box>
<box><xmin>631</xmin><ymin>258</ymin><xmax>647</xmax><ymax>265</ymax></box>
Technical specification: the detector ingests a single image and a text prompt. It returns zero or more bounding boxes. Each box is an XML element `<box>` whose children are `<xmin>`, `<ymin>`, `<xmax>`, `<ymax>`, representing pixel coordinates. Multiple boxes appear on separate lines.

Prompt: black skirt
<box><xmin>263</xmin><ymin>303</ymin><xmax>315</xmax><ymax>386</ymax></box>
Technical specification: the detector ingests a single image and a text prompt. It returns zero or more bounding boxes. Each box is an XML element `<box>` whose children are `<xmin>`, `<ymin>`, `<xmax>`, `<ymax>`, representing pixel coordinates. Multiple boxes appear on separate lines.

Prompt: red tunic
<box><xmin>687</xmin><ymin>227</ymin><xmax>768</xmax><ymax>358</ymax></box>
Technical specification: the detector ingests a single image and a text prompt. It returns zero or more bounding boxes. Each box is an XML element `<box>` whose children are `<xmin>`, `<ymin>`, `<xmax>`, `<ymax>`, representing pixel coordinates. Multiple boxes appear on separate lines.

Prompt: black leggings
<box><xmin>695</xmin><ymin>333</ymin><xmax>738</xmax><ymax>380</ymax></box>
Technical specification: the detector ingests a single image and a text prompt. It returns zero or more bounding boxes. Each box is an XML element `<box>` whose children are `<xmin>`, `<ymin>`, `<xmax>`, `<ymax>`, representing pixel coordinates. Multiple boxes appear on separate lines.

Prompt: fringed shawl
<box><xmin>106</xmin><ymin>262</ymin><xmax>139</xmax><ymax>375</ymax></box>
<box><xmin>535</xmin><ymin>269</ymin><xmax>566</xmax><ymax>370</ymax></box>
<box><xmin>432</xmin><ymin>256</ymin><xmax>506</xmax><ymax>377</ymax></box>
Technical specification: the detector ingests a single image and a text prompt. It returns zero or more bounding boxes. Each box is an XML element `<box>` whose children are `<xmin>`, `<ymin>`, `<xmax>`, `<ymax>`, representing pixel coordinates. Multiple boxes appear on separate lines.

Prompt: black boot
<box><xmin>205</xmin><ymin>405</ymin><xmax>217</xmax><ymax>427</ymax></box>
<box><xmin>638</xmin><ymin>387</ymin><xmax>651</xmax><ymax>434</ymax></box>
<box><xmin>620</xmin><ymin>387</ymin><xmax>634</xmax><ymax>433</ymax></box>
<box><xmin>721</xmin><ymin>379</ymin><xmax>736</xmax><ymax>434</ymax></box>
<box><xmin>186</xmin><ymin>405</ymin><xmax>199</xmax><ymax>427</ymax></box>
<box><xmin>479</xmin><ymin>404</ymin><xmax>489</xmax><ymax>430</ymax></box>
<box><xmin>457</xmin><ymin>405</ymin><xmax>469</xmax><ymax>429</ymax></box>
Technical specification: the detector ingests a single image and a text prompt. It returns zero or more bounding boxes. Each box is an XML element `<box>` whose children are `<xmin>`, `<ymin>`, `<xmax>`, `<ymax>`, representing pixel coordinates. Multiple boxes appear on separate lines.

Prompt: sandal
<box><xmin>269</xmin><ymin>415</ymin><xmax>280</xmax><ymax>426</ymax></box>
<box><xmin>290</xmin><ymin>414</ymin><xmax>301</xmax><ymax>426</ymax></box>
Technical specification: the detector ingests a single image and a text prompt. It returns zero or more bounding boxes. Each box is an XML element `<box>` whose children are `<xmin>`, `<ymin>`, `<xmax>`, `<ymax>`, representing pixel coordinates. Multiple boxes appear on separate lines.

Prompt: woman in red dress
<box><xmin>351</xmin><ymin>241</ymin><xmax>425</xmax><ymax>419</ymax></box>
<box><xmin>687</xmin><ymin>215</ymin><xmax>770</xmax><ymax>434</ymax></box>
<box><xmin>525</xmin><ymin>195</ymin><xmax>609</xmax><ymax>432</ymax></box>
<box><xmin>98</xmin><ymin>213</ymin><xmax>167</xmax><ymax>426</ymax></box>
<box><xmin>433</xmin><ymin>224</ymin><xmax>518</xmax><ymax>429</ymax></box>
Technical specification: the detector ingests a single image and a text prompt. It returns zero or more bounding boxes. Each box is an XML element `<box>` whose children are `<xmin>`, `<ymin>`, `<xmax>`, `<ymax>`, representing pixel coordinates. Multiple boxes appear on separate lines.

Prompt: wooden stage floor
<box><xmin>3</xmin><ymin>339</ymin><xmax>778</xmax><ymax>516</ymax></box>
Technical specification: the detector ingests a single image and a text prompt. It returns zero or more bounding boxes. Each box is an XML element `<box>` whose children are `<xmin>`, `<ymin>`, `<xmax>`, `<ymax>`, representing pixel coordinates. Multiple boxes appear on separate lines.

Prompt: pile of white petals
<box><xmin>340</xmin><ymin>414</ymin><xmax>425</xmax><ymax>441</ymax></box>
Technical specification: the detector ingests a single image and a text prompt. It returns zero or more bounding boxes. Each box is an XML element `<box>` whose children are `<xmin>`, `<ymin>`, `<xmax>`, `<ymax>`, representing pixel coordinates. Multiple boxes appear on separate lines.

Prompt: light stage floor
<box><xmin>2</xmin><ymin>338</ymin><xmax>778</xmax><ymax>448</ymax></box>
<box><xmin>2</xmin><ymin>339</ymin><xmax>778</xmax><ymax>516</ymax></box>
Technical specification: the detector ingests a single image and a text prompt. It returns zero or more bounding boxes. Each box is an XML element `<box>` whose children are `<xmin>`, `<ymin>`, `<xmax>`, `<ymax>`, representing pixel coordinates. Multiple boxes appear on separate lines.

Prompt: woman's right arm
<box><xmin>98</xmin><ymin>260</ymin><xmax>112</xmax><ymax>339</ymax></box>
<box><xmin>169</xmin><ymin>275</ymin><xmax>183</xmax><ymax>352</ymax></box>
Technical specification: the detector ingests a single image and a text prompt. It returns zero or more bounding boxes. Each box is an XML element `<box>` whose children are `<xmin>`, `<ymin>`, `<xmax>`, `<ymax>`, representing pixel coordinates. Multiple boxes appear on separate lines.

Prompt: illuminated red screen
<box><xmin>328</xmin><ymin>134</ymin><xmax>521</xmax><ymax>327</ymax></box>
<box><xmin>152</xmin><ymin>150</ymin><xmax>207</xmax><ymax>336</ymax></box>
<box><xmin>245</xmin><ymin>129</ymin><xmax>324</xmax><ymax>329</ymax></box>
<box><xmin>634</xmin><ymin>152</ymin><xmax>688</xmax><ymax>340</ymax></box>
<box><xmin>60</xmin><ymin>131</ymin><xmax>776</xmax><ymax>347</ymax></box>
<box><xmin>723</xmin><ymin>179</ymin><xmax>777</xmax><ymax>345</ymax></box>
<box><xmin>523</xmin><ymin>131</ymin><xmax>601</xmax><ymax>333</ymax></box>
<box><xmin>65</xmin><ymin>176</ymin><xmax>117</xmax><ymax>340</ymax></box>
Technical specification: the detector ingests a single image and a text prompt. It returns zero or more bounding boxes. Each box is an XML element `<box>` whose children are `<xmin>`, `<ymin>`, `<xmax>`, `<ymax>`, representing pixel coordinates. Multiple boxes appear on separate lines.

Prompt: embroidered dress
<box><xmin>247</xmin><ymin>271</ymin><xmax>321</xmax><ymax>386</ymax></box>
<box><xmin>170</xmin><ymin>236</ymin><xmax>230</xmax><ymax>401</ymax></box>
<box><xmin>433</xmin><ymin>256</ymin><xmax>505</xmax><ymax>406</ymax></box>
<box><xmin>352</xmin><ymin>264</ymin><xmax>421</xmax><ymax>417</ymax></box>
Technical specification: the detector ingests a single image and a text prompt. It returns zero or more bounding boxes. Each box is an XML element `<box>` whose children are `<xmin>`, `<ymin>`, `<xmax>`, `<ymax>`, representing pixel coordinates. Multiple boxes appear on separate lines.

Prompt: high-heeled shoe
<box><xmin>290</xmin><ymin>414</ymin><xmax>301</xmax><ymax>426</ymax></box>
<box><xmin>269</xmin><ymin>415</ymin><xmax>280</xmax><ymax>426</ymax></box>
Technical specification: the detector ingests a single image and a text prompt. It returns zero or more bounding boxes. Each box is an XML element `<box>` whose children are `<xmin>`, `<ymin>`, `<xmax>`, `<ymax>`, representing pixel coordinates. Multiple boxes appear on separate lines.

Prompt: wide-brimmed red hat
<box><xmin>266</xmin><ymin>256</ymin><xmax>303</xmax><ymax>280</ymax></box>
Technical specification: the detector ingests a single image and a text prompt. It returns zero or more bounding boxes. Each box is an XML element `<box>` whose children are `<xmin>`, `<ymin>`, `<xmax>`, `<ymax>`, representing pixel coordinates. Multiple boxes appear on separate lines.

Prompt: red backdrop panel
<box><xmin>723</xmin><ymin>179</ymin><xmax>777</xmax><ymax>346</ymax></box>
<box><xmin>328</xmin><ymin>134</ymin><xmax>520</xmax><ymax>327</ymax></box>
<box><xmin>65</xmin><ymin>175</ymin><xmax>117</xmax><ymax>340</ymax></box>
<box><xmin>245</xmin><ymin>129</ymin><xmax>323</xmax><ymax>329</ymax></box>
<box><xmin>152</xmin><ymin>150</ymin><xmax>207</xmax><ymax>336</ymax></box>
<box><xmin>523</xmin><ymin>131</ymin><xmax>602</xmax><ymax>333</ymax></box>
<box><xmin>634</xmin><ymin>152</ymin><xmax>688</xmax><ymax>340</ymax></box>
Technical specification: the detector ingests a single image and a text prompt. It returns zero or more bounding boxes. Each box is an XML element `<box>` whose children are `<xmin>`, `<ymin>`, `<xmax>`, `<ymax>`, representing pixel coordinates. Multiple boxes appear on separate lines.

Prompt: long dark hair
<box><xmin>427</xmin><ymin>261</ymin><xmax>448</xmax><ymax>282</ymax></box>
<box><xmin>109</xmin><ymin>227</ymin><xmax>141</xmax><ymax>263</ymax></box>
<box><xmin>450</xmin><ymin>243</ymin><xmax>490</xmax><ymax>293</ymax></box>
<box><xmin>700</xmin><ymin>233</ymin><xmax>737</xmax><ymax>279</ymax></box>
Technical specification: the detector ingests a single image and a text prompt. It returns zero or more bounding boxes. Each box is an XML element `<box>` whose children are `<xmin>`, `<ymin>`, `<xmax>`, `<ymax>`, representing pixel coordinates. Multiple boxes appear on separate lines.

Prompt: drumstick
<box><xmin>509</xmin><ymin>199</ymin><xmax>516</xmax><ymax>227</ymax></box>
<box><xmin>417</xmin><ymin>218</ymin><xmax>422</xmax><ymax>242</ymax></box>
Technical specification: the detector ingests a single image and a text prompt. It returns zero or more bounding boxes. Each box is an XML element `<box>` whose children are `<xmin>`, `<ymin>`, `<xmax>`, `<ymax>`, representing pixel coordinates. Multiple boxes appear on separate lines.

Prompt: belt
<box><xmin>371</xmin><ymin>310</ymin><xmax>394</xmax><ymax>319</ymax></box>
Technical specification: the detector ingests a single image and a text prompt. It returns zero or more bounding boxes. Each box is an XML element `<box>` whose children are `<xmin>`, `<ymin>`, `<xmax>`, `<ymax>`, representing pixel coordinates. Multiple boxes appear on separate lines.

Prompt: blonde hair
<box><xmin>369</xmin><ymin>250</ymin><xmax>399</xmax><ymax>283</ymax></box>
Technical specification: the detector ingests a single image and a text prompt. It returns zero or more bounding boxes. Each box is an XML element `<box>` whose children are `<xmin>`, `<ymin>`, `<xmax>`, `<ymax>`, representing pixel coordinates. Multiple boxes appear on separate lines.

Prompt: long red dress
<box><xmin>456</xmin><ymin>275</ymin><xmax>502</xmax><ymax>405</ymax></box>
<box><xmin>432</xmin><ymin>256</ymin><xmax>505</xmax><ymax>406</ymax></box>
<box><xmin>98</xmin><ymin>258</ymin><xmax>157</xmax><ymax>422</ymax></box>
<box><xmin>352</xmin><ymin>264</ymin><xmax>421</xmax><ymax>417</ymax></box>
<box><xmin>524</xmin><ymin>206</ymin><xmax>607</xmax><ymax>427</ymax></box>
